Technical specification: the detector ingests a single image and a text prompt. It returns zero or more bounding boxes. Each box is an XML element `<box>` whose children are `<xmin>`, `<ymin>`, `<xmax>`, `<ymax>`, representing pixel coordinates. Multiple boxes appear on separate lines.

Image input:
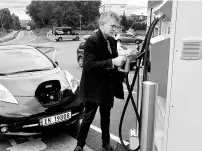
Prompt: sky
<box><xmin>0</xmin><ymin>0</ymin><xmax>149</xmax><ymax>20</ymax></box>
<box><xmin>101</xmin><ymin>0</ymin><xmax>148</xmax><ymax>7</ymax></box>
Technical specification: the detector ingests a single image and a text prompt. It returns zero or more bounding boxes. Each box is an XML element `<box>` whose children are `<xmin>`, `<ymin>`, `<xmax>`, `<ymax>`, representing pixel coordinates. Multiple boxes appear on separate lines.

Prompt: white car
<box><xmin>52</xmin><ymin>27</ymin><xmax>80</xmax><ymax>41</ymax></box>
<box><xmin>117</xmin><ymin>41</ymin><xmax>137</xmax><ymax>56</ymax></box>
<box><xmin>83</xmin><ymin>35</ymin><xmax>91</xmax><ymax>41</ymax></box>
<box><xmin>115</xmin><ymin>33</ymin><xmax>143</xmax><ymax>44</ymax></box>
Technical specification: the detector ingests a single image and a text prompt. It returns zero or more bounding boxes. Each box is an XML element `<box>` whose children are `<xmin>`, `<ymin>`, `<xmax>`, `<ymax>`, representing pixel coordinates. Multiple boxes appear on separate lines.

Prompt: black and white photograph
<box><xmin>0</xmin><ymin>0</ymin><xmax>202</xmax><ymax>151</ymax></box>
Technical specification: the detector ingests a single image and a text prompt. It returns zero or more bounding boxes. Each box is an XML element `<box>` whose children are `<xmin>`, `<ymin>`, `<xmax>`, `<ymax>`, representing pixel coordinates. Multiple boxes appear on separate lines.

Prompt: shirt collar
<box><xmin>97</xmin><ymin>29</ymin><xmax>110</xmax><ymax>41</ymax></box>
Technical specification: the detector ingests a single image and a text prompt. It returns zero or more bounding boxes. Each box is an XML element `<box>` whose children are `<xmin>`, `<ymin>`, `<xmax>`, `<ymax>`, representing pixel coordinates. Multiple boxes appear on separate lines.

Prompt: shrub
<box><xmin>21</xmin><ymin>26</ymin><xmax>26</xmax><ymax>30</ymax></box>
<box><xmin>81</xmin><ymin>21</ymin><xmax>98</xmax><ymax>30</ymax></box>
<box><xmin>131</xmin><ymin>22</ymin><xmax>147</xmax><ymax>31</ymax></box>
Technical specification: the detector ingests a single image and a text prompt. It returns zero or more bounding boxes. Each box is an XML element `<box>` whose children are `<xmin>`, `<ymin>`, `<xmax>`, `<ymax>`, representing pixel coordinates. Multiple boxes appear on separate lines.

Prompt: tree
<box><xmin>0</xmin><ymin>8</ymin><xmax>13</xmax><ymax>31</ymax></box>
<box><xmin>74</xmin><ymin>1</ymin><xmax>101</xmax><ymax>26</ymax></box>
<box><xmin>26</xmin><ymin>1</ymin><xmax>42</xmax><ymax>27</ymax></box>
<box><xmin>26</xmin><ymin>1</ymin><xmax>55</xmax><ymax>27</ymax></box>
<box><xmin>131</xmin><ymin>21</ymin><xmax>147</xmax><ymax>31</ymax></box>
<box><xmin>25</xmin><ymin>1</ymin><xmax>101</xmax><ymax>29</ymax></box>
<box><xmin>38</xmin><ymin>1</ymin><xmax>55</xmax><ymax>26</ymax></box>
<box><xmin>11</xmin><ymin>13</ymin><xmax>21</xmax><ymax>30</ymax></box>
<box><xmin>53</xmin><ymin>2</ymin><xmax>79</xmax><ymax>27</ymax></box>
<box><xmin>120</xmin><ymin>12</ymin><xmax>129</xmax><ymax>30</ymax></box>
<box><xmin>127</xmin><ymin>18</ymin><xmax>134</xmax><ymax>28</ymax></box>
<box><xmin>28</xmin><ymin>20</ymin><xmax>36</xmax><ymax>30</ymax></box>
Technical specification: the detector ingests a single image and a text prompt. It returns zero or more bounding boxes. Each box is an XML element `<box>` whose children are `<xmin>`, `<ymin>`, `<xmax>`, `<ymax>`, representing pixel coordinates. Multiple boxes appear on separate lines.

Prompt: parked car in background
<box><xmin>83</xmin><ymin>35</ymin><xmax>91</xmax><ymax>41</ymax></box>
<box><xmin>117</xmin><ymin>41</ymin><xmax>137</xmax><ymax>56</ymax></box>
<box><xmin>77</xmin><ymin>41</ymin><xmax>85</xmax><ymax>67</ymax></box>
<box><xmin>93</xmin><ymin>29</ymin><xmax>99</xmax><ymax>33</ymax></box>
<box><xmin>0</xmin><ymin>45</ymin><xmax>84</xmax><ymax>139</ymax></box>
<box><xmin>52</xmin><ymin>27</ymin><xmax>80</xmax><ymax>41</ymax></box>
<box><xmin>115</xmin><ymin>33</ymin><xmax>143</xmax><ymax>44</ymax></box>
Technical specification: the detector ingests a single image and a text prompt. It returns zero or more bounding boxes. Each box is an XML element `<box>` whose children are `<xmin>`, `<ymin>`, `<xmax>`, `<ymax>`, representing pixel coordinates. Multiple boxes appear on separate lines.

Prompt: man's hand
<box><xmin>112</xmin><ymin>56</ymin><xmax>126</xmax><ymax>67</ymax></box>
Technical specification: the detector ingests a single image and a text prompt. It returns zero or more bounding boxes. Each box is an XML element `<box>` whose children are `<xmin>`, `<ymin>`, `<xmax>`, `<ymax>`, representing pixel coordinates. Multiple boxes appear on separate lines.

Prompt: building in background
<box><xmin>99</xmin><ymin>2</ymin><xmax>148</xmax><ymax>35</ymax></box>
<box><xmin>125</xmin><ymin>5</ymin><xmax>147</xmax><ymax>16</ymax></box>
<box><xmin>99</xmin><ymin>4</ymin><xmax>126</xmax><ymax>16</ymax></box>
<box><xmin>129</xmin><ymin>14</ymin><xmax>147</xmax><ymax>21</ymax></box>
<box><xmin>147</xmin><ymin>0</ymin><xmax>171</xmax><ymax>38</ymax></box>
<box><xmin>99</xmin><ymin>3</ymin><xmax>147</xmax><ymax>17</ymax></box>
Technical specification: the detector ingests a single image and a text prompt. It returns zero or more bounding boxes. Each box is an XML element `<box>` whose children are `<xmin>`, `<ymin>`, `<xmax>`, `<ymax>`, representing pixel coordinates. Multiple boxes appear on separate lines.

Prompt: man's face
<box><xmin>102</xmin><ymin>18</ymin><xmax>119</xmax><ymax>37</ymax></box>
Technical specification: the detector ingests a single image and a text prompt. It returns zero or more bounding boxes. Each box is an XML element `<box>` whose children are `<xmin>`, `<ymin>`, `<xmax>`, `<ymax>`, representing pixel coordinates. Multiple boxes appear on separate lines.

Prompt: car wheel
<box><xmin>58</xmin><ymin>37</ymin><xmax>62</xmax><ymax>41</ymax></box>
<box><xmin>135</xmin><ymin>39</ymin><xmax>141</xmax><ymax>44</ymax></box>
<box><xmin>75</xmin><ymin>37</ymin><xmax>79</xmax><ymax>41</ymax></box>
<box><xmin>78</xmin><ymin>56</ymin><xmax>84</xmax><ymax>67</ymax></box>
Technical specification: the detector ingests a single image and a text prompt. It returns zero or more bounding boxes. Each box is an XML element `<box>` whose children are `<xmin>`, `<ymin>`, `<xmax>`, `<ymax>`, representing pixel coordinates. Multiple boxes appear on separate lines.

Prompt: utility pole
<box><xmin>79</xmin><ymin>15</ymin><xmax>82</xmax><ymax>31</ymax></box>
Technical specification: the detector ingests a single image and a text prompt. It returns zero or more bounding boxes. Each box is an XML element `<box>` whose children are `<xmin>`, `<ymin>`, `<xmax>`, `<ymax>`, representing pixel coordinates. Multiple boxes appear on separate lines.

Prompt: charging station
<box><xmin>149</xmin><ymin>1</ymin><xmax>202</xmax><ymax>151</ymax></box>
<box><xmin>118</xmin><ymin>1</ymin><xmax>201</xmax><ymax>151</ymax></box>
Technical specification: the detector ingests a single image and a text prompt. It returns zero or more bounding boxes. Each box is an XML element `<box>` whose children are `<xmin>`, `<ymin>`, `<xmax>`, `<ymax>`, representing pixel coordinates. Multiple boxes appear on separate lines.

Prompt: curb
<box><xmin>0</xmin><ymin>30</ymin><xmax>21</xmax><ymax>44</ymax></box>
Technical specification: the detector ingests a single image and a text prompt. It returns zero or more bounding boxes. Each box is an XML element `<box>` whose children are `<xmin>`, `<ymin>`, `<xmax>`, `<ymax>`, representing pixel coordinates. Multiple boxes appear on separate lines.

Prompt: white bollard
<box><xmin>140</xmin><ymin>81</ymin><xmax>158</xmax><ymax>151</ymax></box>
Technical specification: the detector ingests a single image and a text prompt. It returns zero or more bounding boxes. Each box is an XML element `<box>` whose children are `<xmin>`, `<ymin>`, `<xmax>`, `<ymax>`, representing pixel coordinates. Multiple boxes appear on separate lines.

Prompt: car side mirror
<box><xmin>55</xmin><ymin>61</ymin><xmax>59</xmax><ymax>65</ymax></box>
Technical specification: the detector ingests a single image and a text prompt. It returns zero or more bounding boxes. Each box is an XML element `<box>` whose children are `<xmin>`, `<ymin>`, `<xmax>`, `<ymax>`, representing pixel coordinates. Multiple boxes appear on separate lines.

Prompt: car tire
<box><xmin>135</xmin><ymin>39</ymin><xmax>141</xmax><ymax>44</ymax></box>
<box><xmin>78</xmin><ymin>56</ymin><xmax>84</xmax><ymax>67</ymax></box>
<box><xmin>75</xmin><ymin>37</ymin><xmax>79</xmax><ymax>41</ymax></box>
<box><xmin>58</xmin><ymin>37</ymin><xmax>62</xmax><ymax>41</ymax></box>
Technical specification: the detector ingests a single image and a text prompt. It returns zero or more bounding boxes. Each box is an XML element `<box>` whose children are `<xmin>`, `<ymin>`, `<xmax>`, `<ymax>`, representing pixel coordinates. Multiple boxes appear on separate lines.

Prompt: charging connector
<box><xmin>129</xmin><ymin>129</ymin><xmax>138</xmax><ymax>150</ymax></box>
<box><xmin>118</xmin><ymin>54</ymin><xmax>138</xmax><ymax>73</ymax></box>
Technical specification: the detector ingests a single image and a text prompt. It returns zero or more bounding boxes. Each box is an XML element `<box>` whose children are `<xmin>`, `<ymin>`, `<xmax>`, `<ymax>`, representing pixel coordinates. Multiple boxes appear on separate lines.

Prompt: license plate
<box><xmin>40</xmin><ymin>112</ymin><xmax>71</xmax><ymax>127</ymax></box>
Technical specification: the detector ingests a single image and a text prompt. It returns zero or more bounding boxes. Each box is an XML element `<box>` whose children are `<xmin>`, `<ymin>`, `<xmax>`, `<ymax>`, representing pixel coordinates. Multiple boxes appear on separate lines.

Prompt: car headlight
<box><xmin>0</xmin><ymin>84</ymin><xmax>18</xmax><ymax>104</ymax></box>
<box><xmin>63</xmin><ymin>70</ymin><xmax>79</xmax><ymax>93</ymax></box>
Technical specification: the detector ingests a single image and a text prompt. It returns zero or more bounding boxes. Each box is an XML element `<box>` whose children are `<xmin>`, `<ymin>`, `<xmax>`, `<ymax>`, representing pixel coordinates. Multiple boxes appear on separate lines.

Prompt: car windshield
<box><xmin>0</xmin><ymin>46</ymin><xmax>54</xmax><ymax>74</ymax></box>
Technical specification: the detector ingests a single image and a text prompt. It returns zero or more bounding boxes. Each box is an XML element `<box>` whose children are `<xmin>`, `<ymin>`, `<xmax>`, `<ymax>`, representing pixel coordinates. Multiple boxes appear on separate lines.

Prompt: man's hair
<box><xmin>99</xmin><ymin>11</ymin><xmax>120</xmax><ymax>27</ymax></box>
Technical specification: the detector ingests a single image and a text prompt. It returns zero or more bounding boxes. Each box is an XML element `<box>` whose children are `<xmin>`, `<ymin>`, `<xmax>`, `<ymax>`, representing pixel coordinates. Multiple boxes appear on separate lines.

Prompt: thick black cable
<box><xmin>118</xmin><ymin>61</ymin><xmax>141</xmax><ymax>151</ymax></box>
<box><xmin>118</xmin><ymin>16</ymin><xmax>162</xmax><ymax>151</ymax></box>
<box><xmin>143</xmin><ymin>18</ymin><xmax>160</xmax><ymax>81</ymax></box>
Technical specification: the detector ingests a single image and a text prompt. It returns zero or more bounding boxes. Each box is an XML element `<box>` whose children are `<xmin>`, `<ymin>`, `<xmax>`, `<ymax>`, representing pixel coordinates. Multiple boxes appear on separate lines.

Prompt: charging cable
<box><xmin>118</xmin><ymin>16</ymin><xmax>163</xmax><ymax>151</ymax></box>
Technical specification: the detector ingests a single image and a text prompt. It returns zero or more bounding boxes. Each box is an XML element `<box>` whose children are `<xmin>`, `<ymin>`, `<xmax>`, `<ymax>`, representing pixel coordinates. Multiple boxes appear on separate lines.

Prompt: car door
<box><xmin>121</xmin><ymin>34</ymin><xmax>127</xmax><ymax>42</ymax></box>
<box><xmin>69</xmin><ymin>30</ymin><xmax>77</xmax><ymax>40</ymax></box>
<box><xmin>126</xmin><ymin>34</ymin><xmax>133</xmax><ymax>43</ymax></box>
<box><xmin>63</xmin><ymin>28</ymin><xmax>71</xmax><ymax>40</ymax></box>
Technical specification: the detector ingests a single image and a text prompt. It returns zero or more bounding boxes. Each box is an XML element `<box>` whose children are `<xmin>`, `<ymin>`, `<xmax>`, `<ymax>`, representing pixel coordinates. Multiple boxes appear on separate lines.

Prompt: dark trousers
<box><xmin>77</xmin><ymin>102</ymin><xmax>111</xmax><ymax>148</ymax></box>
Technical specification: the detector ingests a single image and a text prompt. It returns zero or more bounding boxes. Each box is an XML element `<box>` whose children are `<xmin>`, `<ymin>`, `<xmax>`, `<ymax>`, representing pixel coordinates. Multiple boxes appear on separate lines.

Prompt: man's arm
<box><xmin>84</xmin><ymin>38</ymin><xmax>113</xmax><ymax>70</ymax></box>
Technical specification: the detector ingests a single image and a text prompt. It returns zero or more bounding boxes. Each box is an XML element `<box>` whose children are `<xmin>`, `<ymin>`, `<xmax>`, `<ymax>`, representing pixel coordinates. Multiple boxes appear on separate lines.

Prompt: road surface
<box><xmin>0</xmin><ymin>30</ymin><xmax>140</xmax><ymax>151</ymax></box>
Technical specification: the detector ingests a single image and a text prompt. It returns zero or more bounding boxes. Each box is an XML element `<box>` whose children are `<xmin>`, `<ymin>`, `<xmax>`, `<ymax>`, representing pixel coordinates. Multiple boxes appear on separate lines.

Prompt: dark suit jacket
<box><xmin>79</xmin><ymin>29</ymin><xmax>124</xmax><ymax>107</ymax></box>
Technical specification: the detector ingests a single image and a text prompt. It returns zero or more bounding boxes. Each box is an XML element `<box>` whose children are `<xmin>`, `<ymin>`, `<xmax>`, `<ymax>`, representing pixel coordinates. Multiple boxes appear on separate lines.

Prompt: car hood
<box><xmin>0</xmin><ymin>68</ymin><xmax>70</xmax><ymax>96</ymax></box>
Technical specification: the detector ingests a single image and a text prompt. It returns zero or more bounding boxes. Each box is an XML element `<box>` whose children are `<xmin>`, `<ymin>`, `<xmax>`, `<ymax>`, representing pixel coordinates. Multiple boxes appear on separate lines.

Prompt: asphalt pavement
<box><xmin>0</xmin><ymin>30</ymin><xmax>140</xmax><ymax>151</ymax></box>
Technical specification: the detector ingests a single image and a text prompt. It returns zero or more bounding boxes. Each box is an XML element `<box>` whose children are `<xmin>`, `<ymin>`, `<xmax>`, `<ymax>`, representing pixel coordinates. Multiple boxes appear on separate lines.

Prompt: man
<box><xmin>74</xmin><ymin>11</ymin><xmax>126</xmax><ymax>151</ymax></box>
